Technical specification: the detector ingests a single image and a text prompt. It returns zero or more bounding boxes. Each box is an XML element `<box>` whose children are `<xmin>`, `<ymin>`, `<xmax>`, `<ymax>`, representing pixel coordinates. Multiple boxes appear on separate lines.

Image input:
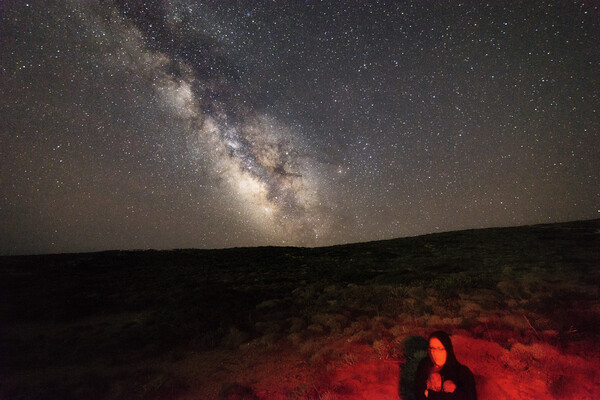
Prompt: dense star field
<box><xmin>1</xmin><ymin>1</ymin><xmax>599</xmax><ymax>255</ymax></box>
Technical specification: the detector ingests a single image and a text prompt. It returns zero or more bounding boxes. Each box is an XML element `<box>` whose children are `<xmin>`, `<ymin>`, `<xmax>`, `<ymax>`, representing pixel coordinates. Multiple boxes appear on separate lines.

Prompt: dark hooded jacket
<box><xmin>414</xmin><ymin>331</ymin><xmax>477</xmax><ymax>400</ymax></box>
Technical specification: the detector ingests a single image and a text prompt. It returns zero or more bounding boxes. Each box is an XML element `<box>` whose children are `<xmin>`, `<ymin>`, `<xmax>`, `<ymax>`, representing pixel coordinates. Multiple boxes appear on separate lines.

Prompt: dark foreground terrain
<box><xmin>1</xmin><ymin>220</ymin><xmax>599</xmax><ymax>399</ymax></box>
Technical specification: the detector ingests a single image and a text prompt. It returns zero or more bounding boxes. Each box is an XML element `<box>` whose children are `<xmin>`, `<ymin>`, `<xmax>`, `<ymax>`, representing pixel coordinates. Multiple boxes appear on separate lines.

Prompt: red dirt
<box><xmin>196</xmin><ymin>334</ymin><xmax>600</xmax><ymax>399</ymax></box>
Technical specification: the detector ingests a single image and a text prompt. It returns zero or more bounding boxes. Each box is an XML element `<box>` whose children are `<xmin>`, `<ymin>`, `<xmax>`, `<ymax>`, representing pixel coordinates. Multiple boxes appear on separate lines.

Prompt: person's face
<box><xmin>428</xmin><ymin>337</ymin><xmax>447</xmax><ymax>367</ymax></box>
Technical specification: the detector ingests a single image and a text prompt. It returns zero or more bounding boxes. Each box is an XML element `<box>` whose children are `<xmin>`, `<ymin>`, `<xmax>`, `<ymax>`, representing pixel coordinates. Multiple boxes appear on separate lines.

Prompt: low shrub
<box><xmin>221</xmin><ymin>327</ymin><xmax>249</xmax><ymax>349</ymax></box>
<box><xmin>218</xmin><ymin>382</ymin><xmax>259</xmax><ymax>400</ymax></box>
<box><xmin>311</xmin><ymin>313</ymin><xmax>348</xmax><ymax>334</ymax></box>
<box><xmin>287</xmin><ymin>317</ymin><xmax>306</xmax><ymax>333</ymax></box>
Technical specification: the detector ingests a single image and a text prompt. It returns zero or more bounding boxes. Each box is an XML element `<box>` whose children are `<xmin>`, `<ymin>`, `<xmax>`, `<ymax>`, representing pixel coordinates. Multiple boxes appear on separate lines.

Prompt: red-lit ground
<box><xmin>188</xmin><ymin>331</ymin><xmax>600</xmax><ymax>399</ymax></box>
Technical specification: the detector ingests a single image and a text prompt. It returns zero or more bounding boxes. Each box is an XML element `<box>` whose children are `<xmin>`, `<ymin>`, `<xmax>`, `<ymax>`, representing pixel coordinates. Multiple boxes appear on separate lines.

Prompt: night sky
<box><xmin>1</xmin><ymin>1</ymin><xmax>599</xmax><ymax>255</ymax></box>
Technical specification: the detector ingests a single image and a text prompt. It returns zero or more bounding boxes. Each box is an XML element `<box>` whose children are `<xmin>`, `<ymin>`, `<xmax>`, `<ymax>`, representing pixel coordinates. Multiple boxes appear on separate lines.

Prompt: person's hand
<box><xmin>427</xmin><ymin>373</ymin><xmax>442</xmax><ymax>392</ymax></box>
<box><xmin>443</xmin><ymin>379</ymin><xmax>456</xmax><ymax>393</ymax></box>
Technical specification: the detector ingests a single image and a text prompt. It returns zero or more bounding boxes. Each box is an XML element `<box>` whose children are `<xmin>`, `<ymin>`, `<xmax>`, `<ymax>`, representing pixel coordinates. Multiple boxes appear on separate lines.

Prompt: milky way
<box><xmin>1</xmin><ymin>1</ymin><xmax>598</xmax><ymax>255</ymax></box>
<box><xmin>111</xmin><ymin>8</ymin><xmax>332</xmax><ymax>244</ymax></box>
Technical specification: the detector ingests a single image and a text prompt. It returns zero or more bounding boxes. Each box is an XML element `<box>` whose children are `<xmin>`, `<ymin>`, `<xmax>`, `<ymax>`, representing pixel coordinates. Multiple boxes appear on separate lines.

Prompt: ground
<box><xmin>1</xmin><ymin>219</ymin><xmax>599</xmax><ymax>399</ymax></box>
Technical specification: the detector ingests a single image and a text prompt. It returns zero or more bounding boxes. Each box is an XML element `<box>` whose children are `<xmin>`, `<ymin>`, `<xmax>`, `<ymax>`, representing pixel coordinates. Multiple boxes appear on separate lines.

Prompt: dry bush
<box><xmin>500</xmin><ymin>314</ymin><xmax>530</xmax><ymax>331</ymax></box>
<box><xmin>317</xmin><ymin>391</ymin><xmax>340</xmax><ymax>400</ymax></box>
<box><xmin>307</xmin><ymin>323</ymin><xmax>325</xmax><ymax>336</ymax></box>
<box><xmin>504</xmin><ymin>298</ymin><xmax>518</xmax><ymax>308</ymax></box>
<box><xmin>389</xmin><ymin>324</ymin><xmax>405</xmax><ymax>338</ymax></box>
<box><xmin>501</xmin><ymin>342</ymin><xmax>545</xmax><ymax>371</ymax></box>
<box><xmin>287</xmin><ymin>332</ymin><xmax>304</xmax><ymax>346</ymax></box>
<box><xmin>407</xmin><ymin>286</ymin><xmax>427</xmax><ymax>300</ymax></box>
<box><xmin>404</xmin><ymin>296</ymin><xmax>434</xmax><ymax>318</ymax></box>
<box><xmin>372</xmin><ymin>337</ymin><xmax>403</xmax><ymax>360</ymax></box>
<box><xmin>192</xmin><ymin>330</ymin><xmax>220</xmax><ymax>349</ymax></box>
<box><xmin>340</xmin><ymin>284</ymin><xmax>402</xmax><ymax>315</ymax></box>
<box><xmin>459</xmin><ymin>300</ymin><xmax>483</xmax><ymax>318</ymax></box>
<box><xmin>218</xmin><ymin>382</ymin><xmax>259</xmax><ymax>400</ymax></box>
<box><xmin>342</xmin><ymin>351</ymin><xmax>358</xmax><ymax>366</ymax></box>
<box><xmin>426</xmin><ymin>314</ymin><xmax>462</xmax><ymax>328</ymax></box>
<box><xmin>309</xmin><ymin>346</ymin><xmax>343</xmax><ymax>365</ymax></box>
<box><xmin>221</xmin><ymin>327</ymin><xmax>249</xmax><ymax>349</ymax></box>
<box><xmin>372</xmin><ymin>339</ymin><xmax>389</xmax><ymax>360</ymax></box>
<box><xmin>255</xmin><ymin>298</ymin><xmax>281</xmax><ymax>310</ymax></box>
<box><xmin>468</xmin><ymin>314</ymin><xmax>537</xmax><ymax>347</ymax></box>
<box><xmin>343</xmin><ymin>317</ymin><xmax>370</xmax><ymax>336</ymax></box>
<box><xmin>254</xmin><ymin>321</ymin><xmax>281</xmax><ymax>335</ymax></box>
<box><xmin>287</xmin><ymin>317</ymin><xmax>306</xmax><ymax>333</ymax></box>
<box><xmin>348</xmin><ymin>329</ymin><xmax>377</xmax><ymax>345</ymax></box>
<box><xmin>323</xmin><ymin>284</ymin><xmax>341</xmax><ymax>296</ymax></box>
<box><xmin>251</xmin><ymin>333</ymin><xmax>278</xmax><ymax>348</ymax></box>
<box><xmin>286</xmin><ymin>384</ymin><xmax>320</xmax><ymax>400</ymax></box>
<box><xmin>496</xmin><ymin>279</ymin><xmax>523</xmax><ymax>300</ymax></box>
<box><xmin>372</xmin><ymin>315</ymin><xmax>394</xmax><ymax>330</ymax></box>
<box><xmin>431</xmin><ymin>299</ymin><xmax>461</xmax><ymax>318</ymax></box>
<box><xmin>311</xmin><ymin>313</ymin><xmax>348</xmax><ymax>335</ymax></box>
<box><xmin>298</xmin><ymin>338</ymin><xmax>322</xmax><ymax>357</ymax></box>
<box><xmin>292</xmin><ymin>284</ymin><xmax>320</xmax><ymax>302</ymax></box>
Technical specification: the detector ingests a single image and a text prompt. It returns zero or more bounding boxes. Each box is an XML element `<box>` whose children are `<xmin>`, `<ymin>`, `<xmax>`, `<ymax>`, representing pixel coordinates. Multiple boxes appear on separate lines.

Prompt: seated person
<box><xmin>414</xmin><ymin>331</ymin><xmax>477</xmax><ymax>400</ymax></box>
